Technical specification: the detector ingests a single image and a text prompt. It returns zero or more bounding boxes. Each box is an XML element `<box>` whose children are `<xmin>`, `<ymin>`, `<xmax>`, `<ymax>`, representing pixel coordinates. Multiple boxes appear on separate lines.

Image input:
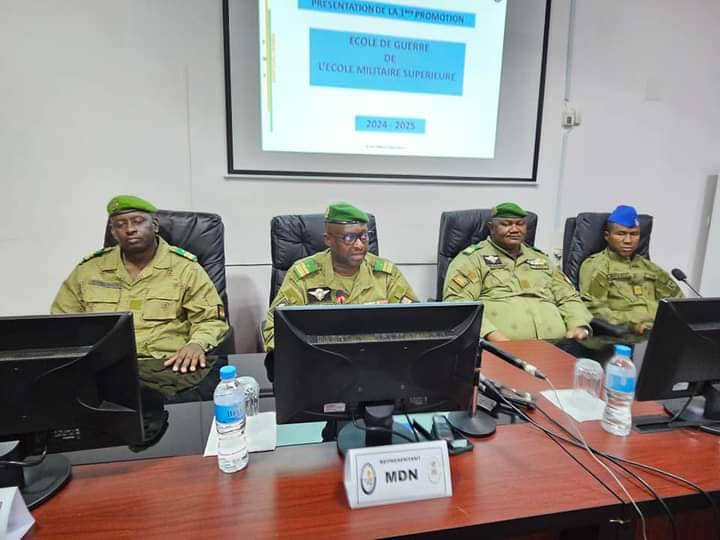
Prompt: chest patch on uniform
<box><xmin>483</xmin><ymin>255</ymin><xmax>504</xmax><ymax>268</ymax></box>
<box><xmin>307</xmin><ymin>287</ymin><xmax>332</xmax><ymax>303</ymax></box>
<box><xmin>89</xmin><ymin>279</ymin><xmax>121</xmax><ymax>289</ymax></box>
<box><xmin>633</xmin><ymin>285</ymin><xmax>643</xmax><ymax>296</ymax></box>
<box><xmin>527</xmin><ymin>258</ymin><xmax>548</xmax><ymax>270</ymax></box>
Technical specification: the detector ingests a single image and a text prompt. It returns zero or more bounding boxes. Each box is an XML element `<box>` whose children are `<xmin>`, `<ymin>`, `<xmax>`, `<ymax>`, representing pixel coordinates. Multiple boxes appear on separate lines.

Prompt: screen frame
<box><xmin>222</xmin><ymin>0</ymin><xmax>552</xmax><ymax>183</ymax></box>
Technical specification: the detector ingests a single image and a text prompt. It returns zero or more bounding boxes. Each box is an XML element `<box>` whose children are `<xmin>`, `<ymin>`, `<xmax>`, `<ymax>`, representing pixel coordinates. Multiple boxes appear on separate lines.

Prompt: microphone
<box><xmin>671</xmin><ymin>268</ymin><xmax>703</xmax><ymax>297</ymax></box>
<box><xmin>480</xmin><ymin>339</ymin><xmax>546</xmax><ymax>380</ymax></box>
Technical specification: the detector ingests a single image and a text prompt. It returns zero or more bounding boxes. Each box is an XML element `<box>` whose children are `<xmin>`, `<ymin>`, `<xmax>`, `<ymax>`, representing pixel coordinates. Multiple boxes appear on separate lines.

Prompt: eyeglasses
<box><xmin>329</xmin><ymin>232</ymin><xmax>369</xmax><ymax>245</ymax></box>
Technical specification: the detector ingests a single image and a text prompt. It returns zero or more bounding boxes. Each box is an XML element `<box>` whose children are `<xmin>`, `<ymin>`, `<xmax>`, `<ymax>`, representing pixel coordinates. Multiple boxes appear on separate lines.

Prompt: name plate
<box><xmin>0</xmin><ymin>487</ymin><xmax>35</xmax><ymax>540</ymax></box>
<box><xmin>343</xmin><ymin>440</ymin><xmax>452</xmax><ymax>509</ymax></box>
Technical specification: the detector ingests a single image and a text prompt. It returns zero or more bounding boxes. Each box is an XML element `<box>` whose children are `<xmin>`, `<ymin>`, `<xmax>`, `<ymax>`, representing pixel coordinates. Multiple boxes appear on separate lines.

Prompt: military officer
<box><xmin>51</xmin><ymin>195</ymin><xmax>229</xmax><ymax>398</ymax></box>
<box><xmin>262</xmin><ymin>201</ymin><xmax>417</xmax><ymax>352</ymax></box>
<box><xmin>443</xmin><ymin>202</ymin><xmax>592</xmax><ymax>342</ymax></box>
<box><xmin>579</xmin><ymin>205</ymin><xmax>683</xmax><ymax>335</ymax></box>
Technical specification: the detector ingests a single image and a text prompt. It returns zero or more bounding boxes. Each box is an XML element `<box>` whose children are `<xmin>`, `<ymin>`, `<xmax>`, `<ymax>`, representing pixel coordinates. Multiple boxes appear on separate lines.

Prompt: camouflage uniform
<box><xmin>443</xmin><ymin>239</ymin><xmax>592</xmax><ymax>339</ymax></box>
<box><xmin>51</xmin><ymin>237</ymin><xmax>229</xmax><ymax>396</ymax></box>
<box><xmin>263</xmin><ymin>249</ymin><xmax>417</xmax><ymax>351</ymax></box>
<box><xmin>579</xmin><ymin>247</ymin><xmax>683</xmax><ymax>328</ymax></box>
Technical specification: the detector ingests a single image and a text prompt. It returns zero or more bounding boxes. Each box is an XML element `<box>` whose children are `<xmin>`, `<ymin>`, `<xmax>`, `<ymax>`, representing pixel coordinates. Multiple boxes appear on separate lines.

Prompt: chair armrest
<box><xmin>590</xmin><ymin>318</ymin><xmax>630</xmax><ymax>337</ymax></box>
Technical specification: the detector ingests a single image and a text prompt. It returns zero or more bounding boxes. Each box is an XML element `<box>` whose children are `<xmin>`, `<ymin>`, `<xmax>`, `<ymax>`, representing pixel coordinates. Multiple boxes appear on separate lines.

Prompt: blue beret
<box><xmin>608</xmin><ymin>205</ymin><xmax>639</xmax><ymax>228</ymax></box>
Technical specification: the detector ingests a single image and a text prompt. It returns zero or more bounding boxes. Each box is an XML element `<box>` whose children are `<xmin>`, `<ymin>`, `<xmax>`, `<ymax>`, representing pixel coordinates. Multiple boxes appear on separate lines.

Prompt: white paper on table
<box><xmin>0</xmin><ymin>487</ymin><xmax>35</xmax><ymax>540</ymax></box>
<box><xmin>540</xmin><ymin>389</ymin><xmax>606</xmax><ymax>422</ymax></box>
<box><xmin>204</xmin><ymin>411</ymin><xmax>277</xmax><ymax>456</ymax></box>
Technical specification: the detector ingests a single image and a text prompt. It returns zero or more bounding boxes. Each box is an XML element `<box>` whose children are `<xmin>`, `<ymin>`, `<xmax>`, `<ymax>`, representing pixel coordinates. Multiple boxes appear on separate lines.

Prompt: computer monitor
<box><xmin>273</xmin><ymin>302</ymin><xmax>486</xmax><ymax>454</ymax></box>
<box><xmin>0</xmin><ymin>312</ymin><xmax>150</xmax><ymax>508</ymax></box>
<box><xmin>633</xmin><ymin>298</ymin><xmax>720</xmax><ymax>432</ymax></box>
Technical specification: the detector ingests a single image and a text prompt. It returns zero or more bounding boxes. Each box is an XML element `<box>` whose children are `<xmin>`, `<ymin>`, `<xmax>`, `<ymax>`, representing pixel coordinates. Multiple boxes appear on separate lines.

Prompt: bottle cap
<box><xmin>219</xmin><ymin>365</ymin><xmax>237</xmax><ymax>380</ymax></box>
<box><xmin>613</xmin><ymin>344</ymin><xmax>632</xmax><ymax>357</ymax></box>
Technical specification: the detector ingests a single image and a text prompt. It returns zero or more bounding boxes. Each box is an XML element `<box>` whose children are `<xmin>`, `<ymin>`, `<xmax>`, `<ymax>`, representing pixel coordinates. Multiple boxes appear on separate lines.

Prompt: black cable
<box><xmin>667</xmin><ymin>395</ymin><xmax>694</xmax><ymax>424</ymax></box>
<box><xmin>0</xmin><ymin>444</ymin><xmax>48</xmax><ymax>467</ymax></box>
<box><xmin>488</xmin><ymin>386</ymin><xmax>675</xmax><ymax>538</ymax></box>
<box><xmin>404</xmin><ymin>411</ymin><xmax>420</xmax><ymax>442</ymax></box>
<box><xmin>533</xmin><ymin>404</ymin><xmax>678</xmax><ymax>540</ymax></box>
<box><xmin>533</xmin><ymin>401</ymin><xmax>720</xmax><ymax>535</ymax></box>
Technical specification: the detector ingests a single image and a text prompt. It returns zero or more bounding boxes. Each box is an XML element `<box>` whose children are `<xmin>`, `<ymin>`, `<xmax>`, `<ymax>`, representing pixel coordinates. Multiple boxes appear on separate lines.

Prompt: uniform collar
<box><xmin>487</xmin><ymin>238</ymin><xmax>530</xmax><ymax>260</ymax></box>
<box><xmin>151</xmin><ymin>237</ymin><xmax>172</xmax><ymax>269</ymax></box>
<box><xmin>101</xmin><ymin>236</ymin><xmax>169</xmax><ymax>282</ymax></box>
<box><xmin>605</xmin><ymin>247</ymin><xmax>635</xmax><ymax>263</ymax></box>
<box><xmin>320</xmin><ymin>248</ymin><xmax>371</xmax><ymax>283</ymax></box>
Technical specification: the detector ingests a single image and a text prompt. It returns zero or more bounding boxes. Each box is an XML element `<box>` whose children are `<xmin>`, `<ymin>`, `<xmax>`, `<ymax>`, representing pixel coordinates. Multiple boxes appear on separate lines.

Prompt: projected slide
<box><xmin>259</xmin><ymin>0</ymin><xmax>507</xmax><ymax>159</ymax></box>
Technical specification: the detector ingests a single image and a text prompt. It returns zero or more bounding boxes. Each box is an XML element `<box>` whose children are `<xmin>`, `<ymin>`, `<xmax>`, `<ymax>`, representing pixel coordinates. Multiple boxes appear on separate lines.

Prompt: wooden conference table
<box><xmin>27</xmin><ymin>342</ymin><xmax>720</xmax><ymax>539</ymax></box>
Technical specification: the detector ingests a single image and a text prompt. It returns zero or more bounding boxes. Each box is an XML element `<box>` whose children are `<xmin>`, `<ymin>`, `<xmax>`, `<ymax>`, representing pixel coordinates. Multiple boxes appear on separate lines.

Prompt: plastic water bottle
<box><xmin>214</xmin><ymin>365</ymin><xmax>248</xmax><ymax>473</ymax></box>
<box><xmin>601</xmin><ymin>344</ymin><xmax>637</xmax><ymax>436</ymax></box>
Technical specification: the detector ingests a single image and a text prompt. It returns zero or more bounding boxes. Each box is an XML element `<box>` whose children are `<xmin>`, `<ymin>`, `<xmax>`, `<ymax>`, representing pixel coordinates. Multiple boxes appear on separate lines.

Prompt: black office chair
<box><xmin>268</xmin><ymin>213</ymin><xmax>379</xmax><ymax>304</ymax></box>
<box><xmin>562</xmin><ymin>212</ymin><xmax>653</xmax><ymax>288</ymax></box>
<box><xmin>104</xmin><ymin>209</ymin><xmax>235</xmax><ymax>354</ymax></box>
<box><xmin>435</xmin><ymin>209</ymin><xmax>539</xmax><ymax>301</ymax></box>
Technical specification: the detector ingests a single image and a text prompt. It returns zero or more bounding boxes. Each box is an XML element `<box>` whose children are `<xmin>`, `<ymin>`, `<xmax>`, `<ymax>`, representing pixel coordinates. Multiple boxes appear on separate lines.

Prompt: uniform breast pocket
<box><xmin>83</xmin><ymin>286</ymin><xmax>120</xmax><ymax>313</ymax></box>
<box><xmin>526</xmin><ymin>268</ymin><xmax>552</xmax><ymax>290</ymax></box>
<box><xmin>143</xmin><ymin>287</ymin><xmax>180</xmax><ymax>321</ymax></box>
<box><xmin>485</xmin><ymin>268</ymin><xmax>513</xmax><ymax>290</ymax></box>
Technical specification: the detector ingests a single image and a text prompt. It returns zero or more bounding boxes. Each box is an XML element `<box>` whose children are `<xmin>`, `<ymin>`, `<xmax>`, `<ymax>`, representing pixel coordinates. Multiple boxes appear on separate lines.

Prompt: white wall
<box><xmin>558</xmin><ymin>0</ymin><xmax>720</xmax><ymax>283</ymax></box>
<box><xmin>2</xmin><ymin>0</ymin><xmax>718</xmax><ymax>351</ymax></box>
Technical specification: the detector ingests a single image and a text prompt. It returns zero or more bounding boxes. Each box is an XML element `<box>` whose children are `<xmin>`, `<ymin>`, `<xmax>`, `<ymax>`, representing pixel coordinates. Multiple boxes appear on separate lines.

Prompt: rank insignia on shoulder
<box><xmin>170</xmin><ymin>246</ymin><xmax>198</xmax><ymax>262</ymax></box>
<box><xmin>80</xmin><ymin>247</ymin><xmax>114</xmax><ymax>264</ymax></box>
<box><xmin>482</xmin><ymin>255</ymin><xmax>504</xmax><ymax>268</ymax></box>
<box><xmin>462</xmin><ymin>244</ymin><xmax>481</xmax><ymax>255</ymax></box>
<box><xmin>294</xmin><ymin>257</ymin><xmax>319</xmax><ymax>279</ymax></box>
<box><xmin>307</xmin><ymin>287</ymin><xmax>331</xmax><ymax>303</ymax></box>
<box><xmin>373</xmin><ymin>258</ymin><xmax>394</xmax><ymax>274</ymax></box>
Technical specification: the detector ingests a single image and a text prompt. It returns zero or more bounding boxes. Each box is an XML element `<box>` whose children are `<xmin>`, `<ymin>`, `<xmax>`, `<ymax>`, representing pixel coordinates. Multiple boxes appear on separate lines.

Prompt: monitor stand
<box><xmin>447</xmin><ymin>381</ymin><xmax>497</xmax><ymax>436</ymax></box>
<box><xmin>633</xmin><ymin>384</ymin><xmax>720</xmax><ymax>433</ymax></box>
<box><xmin>0</xmin><ymin>440</ymin><xmax>72</xmax><ymax>509</ymax></box>
<box><xmin>337</xmin><ymin>403</ymin><xmax>415</xmax><ymax>456</ymax></box>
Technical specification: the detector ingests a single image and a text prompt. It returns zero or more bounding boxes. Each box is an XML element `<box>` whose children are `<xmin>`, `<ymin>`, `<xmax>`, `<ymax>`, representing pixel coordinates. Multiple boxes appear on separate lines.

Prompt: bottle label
<box><xmin>607</xmin><ymin>372</ymin><xmax>635</xmax><ymax>393</ymax></box>
<box><xmin>215</xmin><ymin>403</ymin><xmax>245</xmax><ymax>424</ymax></box>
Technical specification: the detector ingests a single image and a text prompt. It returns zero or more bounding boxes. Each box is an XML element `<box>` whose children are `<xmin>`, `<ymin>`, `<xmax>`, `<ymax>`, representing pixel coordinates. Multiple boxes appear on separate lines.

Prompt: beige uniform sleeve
<box><xmin>51</xmin><ymin>269</ymin><xmax>84</xmax><ymax>314</ymax></box>
<box><xmin>262</xmin><ymin>271</ymin><xmax>307</xmax><ymax>352</ymax></box>
<box><xmin>183</xmin><ymin>266</ymin><xmax>230</xmax><ymax>351</ymax></box>
<box><xmin>442</xmin><ymin>254</ymin><xmax>497</xmax><ymax>337</ymax></box>
<box><xmin>386</xmin><ymin>266</ymin><xmax>419</xmax><ymax>303</ymax></box>
<box><xmin>551</xmin><ymin>266</ymin><xmax>593</xmax><ymax>331</ymax></box>
<box><xmin>652</xmin><ymin>264</ymin><xmax>684</xmax><ymax>300</ymax></box>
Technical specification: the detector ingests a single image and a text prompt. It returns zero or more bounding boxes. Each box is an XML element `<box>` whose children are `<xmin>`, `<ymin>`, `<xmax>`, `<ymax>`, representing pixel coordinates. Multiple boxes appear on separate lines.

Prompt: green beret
<box><xmin>107</xmin><ymin>195</ymin><xmax>158</xmax><ymax>216</ymax></box>
<box><xmin>492</xmin><ymin>202</ymin><xmax>527</xmax><ymax>218</ymax></box>
<box><xmin>324</xmin><ymin>201</ymin><xmax>369</xmax><ymax>224</ymax></box>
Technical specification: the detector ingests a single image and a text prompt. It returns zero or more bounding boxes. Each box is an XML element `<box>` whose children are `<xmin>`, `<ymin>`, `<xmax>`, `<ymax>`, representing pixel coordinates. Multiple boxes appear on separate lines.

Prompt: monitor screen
<box><xmin>634</xmin><ymin>298</ymin><xmax>720</xmax><ymax>431</ymax></box>
<box><xmin>0</xmin><ymin>312</ymin><xmax>149</xmax><ymax>508</ymax></box>
<box><xmin>273</xmin><ymin>302</ymin><xmax>483</xmax><ymax>452</ymax></box>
